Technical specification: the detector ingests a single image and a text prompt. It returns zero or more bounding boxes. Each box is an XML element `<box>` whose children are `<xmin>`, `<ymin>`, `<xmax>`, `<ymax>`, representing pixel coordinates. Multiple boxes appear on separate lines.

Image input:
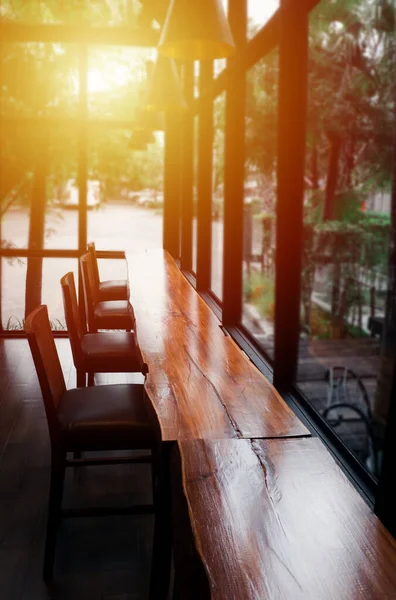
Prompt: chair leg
<box><xmin>43</xmin><ymin>453</ymin><xmax>66</xmax><ymax>581</ymax></box>
<box><xmin>76</xmin><ymin>370</ymin><xmax>86</xmax><ymax>388</ymax></box>
<box><xmin>87</xmin><ymin>372</ymin><xmax>95</xmax><ymax>387</ymax></box>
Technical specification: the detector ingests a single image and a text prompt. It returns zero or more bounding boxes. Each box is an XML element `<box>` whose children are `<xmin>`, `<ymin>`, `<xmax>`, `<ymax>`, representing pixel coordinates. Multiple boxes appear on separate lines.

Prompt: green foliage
<box><xmin>3</xmin><ymin>315</ymin><xmax>66</xmax><ymax>330</ymax></box>
<box><xmin>0</xmin><ymin>35</ymin><xmax>162</xmax><ymax>213</ymax></box>
<box><xmin>243</xmin><ymin>272</ymin><xmax>275</xmax><ymax>321</ymax></box>
<box><xmin>0</xmin><ymin>0</ymin><xmax>140</xmax><ymax>26</ymax></box>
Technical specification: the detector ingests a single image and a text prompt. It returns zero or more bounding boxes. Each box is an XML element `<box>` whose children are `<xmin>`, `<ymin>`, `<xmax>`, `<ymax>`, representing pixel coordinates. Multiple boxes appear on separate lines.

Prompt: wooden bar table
<box><xmin>176</xmin><ymin>437</ymin><xmax>396</xmax><ymax>599</ymax></box>
<box><xmin>127</xmin><ymin>249</ymin><xmax>308</xmax><ymax>441</ymax></box>
<box><xmin>127</xmin><ymin>249</ymin><xmax>310</xmax><ymax>599</ymax></box>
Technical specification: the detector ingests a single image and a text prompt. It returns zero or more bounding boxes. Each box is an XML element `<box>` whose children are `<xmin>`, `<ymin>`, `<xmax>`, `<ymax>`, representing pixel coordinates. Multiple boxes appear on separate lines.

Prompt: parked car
<box><xmin>137</xmin><ymin>189</ymin><xmax>163</xmax><ymax>209</ymax></box>
<box><xmin>59</xmin><ymin>179</ymin><xmax>101</xmax><ymax>209</ymax></box>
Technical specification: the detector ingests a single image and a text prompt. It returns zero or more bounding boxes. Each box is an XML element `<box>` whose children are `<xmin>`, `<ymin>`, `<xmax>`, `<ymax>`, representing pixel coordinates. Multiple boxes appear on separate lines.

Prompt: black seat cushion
<box><xmin>94</xmin><ymin>300</ymin><xmax>135</xmax><ymax>330</ymax></box>
<box><xmin>81</xmin><ymin>332</ymin><xmax>144</xmax><ymax>373</ymax></box>
<box><xmin>99</xmin><ymin>279</ymin><xmax>129</xmax><ymax>301</ymax></box>
<box><xmin>57</xmin><ymin>383</ymin><xmax>155</xmax><ymax>450</ymax></box>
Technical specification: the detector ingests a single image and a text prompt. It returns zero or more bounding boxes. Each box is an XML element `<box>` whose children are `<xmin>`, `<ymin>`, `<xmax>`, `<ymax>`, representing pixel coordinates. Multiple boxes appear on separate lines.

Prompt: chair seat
<box><xmin>94</xmin><ymin>300</ymin><xmax>135</xmax><ymax>330</ymax></box>
<box><xmin>99</xmin><ymin>279</ymin><xmax>129</xmax><ymax>302</ymax></box>
<box><xmin>57</xmin><ymin>383</ymin><xmax>155</xmax><ymax>449</ymax></box>
<box><xmin>81</xmin><ymin>332</ymin><xmax>144</xmax><ymax>372</ymax></box>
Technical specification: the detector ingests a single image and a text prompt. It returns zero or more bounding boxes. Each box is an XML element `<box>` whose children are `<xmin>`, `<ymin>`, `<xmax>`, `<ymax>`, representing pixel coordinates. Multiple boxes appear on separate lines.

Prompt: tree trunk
<box><xmin>24</xmin><ymin>145</ymin><xmax>47</xmax><ymax>320</ymax></box>
<box><xmin>323</xmin><ymin>133</ymin><xmax>341</xmax><ymax>220</ymax></box>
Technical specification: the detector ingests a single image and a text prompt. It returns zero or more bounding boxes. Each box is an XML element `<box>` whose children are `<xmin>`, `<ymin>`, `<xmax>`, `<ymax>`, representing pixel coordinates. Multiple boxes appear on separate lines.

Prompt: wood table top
<box><xmin>178</xmin><ymin>437</ymin><xmax>396</xmax><ymax>600</ymax></box>
<box><xmin>127</xmin><ymin>249</ymin><xmax>308</xmax><ymax>441</ymax></box>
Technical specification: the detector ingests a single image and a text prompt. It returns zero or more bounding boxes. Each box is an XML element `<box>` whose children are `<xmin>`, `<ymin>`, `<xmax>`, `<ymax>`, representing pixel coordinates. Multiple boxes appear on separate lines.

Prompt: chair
<box><xmin>80</xmin><ymin>252</ymin><xmax>135</xmax><ymax>332</ymax></box>
<box><xmin>323</xmin><ymin>366</ymin><xmax>378</xmax><ymax>476</ymax></box>
<box><xmin>87</xmin><ymin>241</ymin><xmax>129</xmax><ymax>301</ymax></box>
<box><xmin>25</xmin><ymin>305</ymin><xmax>160</xmax><ymax>580</ymax></box>
<box><xmin>61</xmin><ymin>271</ymin><xmax>148</xmax><ymax>387</ymax></box>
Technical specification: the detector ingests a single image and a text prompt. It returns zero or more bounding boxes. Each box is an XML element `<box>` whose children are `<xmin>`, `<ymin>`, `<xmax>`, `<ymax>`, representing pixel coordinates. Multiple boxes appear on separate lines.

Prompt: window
<box><xmin>242</xmin><ymin>50</ymin><xmax>278</xmax><ymax>359</ymax></box>
<box><xmin>211</xmin><ymin>92</ymin><xmax>226</xmax><ymax>300</ymax></box>
<box><xmin>295</xmin><ymin>0</ymin><xmax>395</xmax><ymax>480</ymax></box>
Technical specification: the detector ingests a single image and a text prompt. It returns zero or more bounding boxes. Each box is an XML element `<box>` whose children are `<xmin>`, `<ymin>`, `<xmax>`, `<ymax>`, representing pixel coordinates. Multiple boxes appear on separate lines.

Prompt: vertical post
<box><xmin>222</xmin><ymin>0</ymin><xmax>247</xmax><ymax>325</ymax></box>
<box><xmin>196</xmin><ymin>61</ymin><xmax>214</xmax><ymax>291</ymax></box>
<box><xmin>0</xmin><ymin>41</ymin><xmax>3</xmax><ymax>331</ymax></box>
<box><xmin>78</xmin><ymin>44</ymin><xmax>88</xmax><ymax>328</ymax></box>
<box><xmin>163</xmin><ymin>112</ymin><xmax>181</xmax><ymax>258</ymax></box>
<box><xmin>273</xmin><ymin>0</ymin><xmax>308</xmax><ymax>390</ymax></box>
<box><xmin>78</xmin><ymin>43</ymin><xmax>88</xmax><ymax>254</ymax></box>
<box><xmin>180</xmin><ymin>62</ymin><xmax>194</xmax><ymax>271</ymax></box>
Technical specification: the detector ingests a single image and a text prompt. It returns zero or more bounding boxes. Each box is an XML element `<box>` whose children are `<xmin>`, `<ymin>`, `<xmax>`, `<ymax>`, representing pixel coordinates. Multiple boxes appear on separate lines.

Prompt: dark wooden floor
<box><xmin>0</xmin><ymin>339</ymin><xmax>154</xmax><ymax>600</ymax></box>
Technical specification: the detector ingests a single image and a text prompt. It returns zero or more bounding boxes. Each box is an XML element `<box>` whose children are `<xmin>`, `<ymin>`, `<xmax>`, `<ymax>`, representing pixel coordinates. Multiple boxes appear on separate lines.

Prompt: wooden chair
<box><xmin>25</xmin><ymin>305</ymin><xmax>160</xmax><ymax>580</ymax></box>
<box><xmin>80</xmin><ymin>252</ymin><xmax>135</xmax><ymax>332</ymax></box>
<box><xmin>87</xmin><ymin>241</ymin><xmax>129</xmax><ymax>301</ymax></box>
<box><xmin>61</xmin><ymin>271</ymin><xmax>148</xmax><ymax>387</ymax></box>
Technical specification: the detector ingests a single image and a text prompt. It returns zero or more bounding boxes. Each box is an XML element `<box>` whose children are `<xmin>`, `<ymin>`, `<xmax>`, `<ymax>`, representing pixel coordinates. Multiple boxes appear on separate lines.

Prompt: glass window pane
<box><xmin>87</xmin><ymin>128</ymin><xmax>163</xmax><ymax>252</ymax></box>
<box><xmin>0</xmin><ymin>257</ymin><xmax>78</xmax><ymax>331</ymax></box>
<box><xmin>87</xmin><ymin>46</ymin><xmax>152</xmax><ymax>121</ymax></box>
<box><xmin>1</xmin><ymin>42</ymin><xmax>78</xmax><ymax>119</ymax></box>
<box><xmin>211</xmin><ymin>92</ymin><xmax>225</xmax><ymax>300</ymax></box>
<box><xmin>45</xmin><ymin>131</ymin><xmax>78</xmax><ymax>250</ymax></box>
<box><xmin>242</xmin><ymin>50</ymin><xmax>278</xmax><ymax>360</ymax></box>
<box><xmin>248</xmin><ymin>0</ymin><xmax>279</xmax><ymax>39</ymax></box>
<box><xmin>42</xmin><ymin>258</ymin><xmax>78</xmax><ymax>329</ymax></box>
<box><xmin>296</xmin><ymin>0</ymin><xmax>395</xmax><ymax>480</ymax></box>
<box><xmin>1</xmin><ymin>127</ymin><xmax>79</xmax><ymax>252</ymax></box>
<box><xmin>1</xmin><ymin>257</ymin><xmax>26</xmax><ymax>330</ymax></box>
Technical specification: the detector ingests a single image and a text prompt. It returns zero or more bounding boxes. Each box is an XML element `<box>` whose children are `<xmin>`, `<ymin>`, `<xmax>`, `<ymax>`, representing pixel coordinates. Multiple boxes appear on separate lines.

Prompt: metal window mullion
<box><xmin>222</xmin><ymin>0</ymin><xmax>247</xmax><ymax>326</ymax></box>
<box><xmin>78</xmin><ymin>43</ymin><xmax>88</xmax><ymax>328</ymax></box>
<box><xmin>163</xmin><ymin>112</ymin><xmax>182</xmax><ymax>258</ymax></box>
<box><xmin>273</xmin><ymin>0</ymin><xmax>309</xmax><ymax>391</ymax></box>
<box><xmin>180</xmin><ymin>61</ymin><xmax>194</xmax><ymax>271</ymax></box>
<box><xmin>196</xmin><ymin>61</ymin><xmax>214</xmax><ymax>291</ymax></box>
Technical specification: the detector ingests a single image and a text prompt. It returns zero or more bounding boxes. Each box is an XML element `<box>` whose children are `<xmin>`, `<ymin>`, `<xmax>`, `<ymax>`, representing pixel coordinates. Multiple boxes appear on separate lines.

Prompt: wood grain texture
<box><xmin>179</xmin><ymin>437</ymin><xmax>396</xmax><ymax>600</ymax></box>
<box><xmin>127</xmin><ymin>250</ymin><xmax>308</xmax><ymax>441</ymax></box>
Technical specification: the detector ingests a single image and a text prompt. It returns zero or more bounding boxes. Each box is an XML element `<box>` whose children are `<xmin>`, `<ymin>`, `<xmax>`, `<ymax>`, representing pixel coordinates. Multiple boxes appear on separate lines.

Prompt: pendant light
<box><xmin>158</xmin><ymin>0</ymin><xmax>235</xmax><ymax>61</ymax></box>
<box><xmin>129</xmin><ymin>129</ymin><xmax>150</xmax><ymax>151</ymax></box>
<box><xmin>135</xmin><ymin>107</ymin><xmax>165</xmax><ymax>132</ymax></box>
<box><xmin>145</xmin><ymin>55</ymin><xmax>187</xmax><ymax>111</ymax></box>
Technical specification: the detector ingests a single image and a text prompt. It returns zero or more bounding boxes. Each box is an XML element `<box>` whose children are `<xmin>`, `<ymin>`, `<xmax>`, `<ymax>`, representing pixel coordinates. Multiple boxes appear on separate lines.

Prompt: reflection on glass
<box><xmin>242</xmin><ymin>50</ymin><xmax>278</xmax><ymax>359</ymax></box>
<box><xmin>211</xmin><ymin>92</ymin><xmax>226</xmax><ymax>300</ymax></box>
<box><xmin>296</xmin><ymin>0</ymin><xmax>395</xmax><ymax>480</ymax></box>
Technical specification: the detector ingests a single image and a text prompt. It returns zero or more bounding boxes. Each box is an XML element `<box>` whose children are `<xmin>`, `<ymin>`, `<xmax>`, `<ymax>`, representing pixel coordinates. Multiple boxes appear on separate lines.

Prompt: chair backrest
<box><xmin>80</xmin><ymin>252</ymin><xmax>97</xmax><ymax>332</ymax></box>
<box><xmin>87</xmin><ymin>242</ymin><xmax>101</xmax><ymax>292</ymax></box>
<box><xmin>60</xmin><ymin>272</ymin><xmax>84</xmax><ymax>367</ymax></box>
<box><xmin>25</xmin><ymin>305</ymin><xmax>66</xmax><ymax>442</ymax></box>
